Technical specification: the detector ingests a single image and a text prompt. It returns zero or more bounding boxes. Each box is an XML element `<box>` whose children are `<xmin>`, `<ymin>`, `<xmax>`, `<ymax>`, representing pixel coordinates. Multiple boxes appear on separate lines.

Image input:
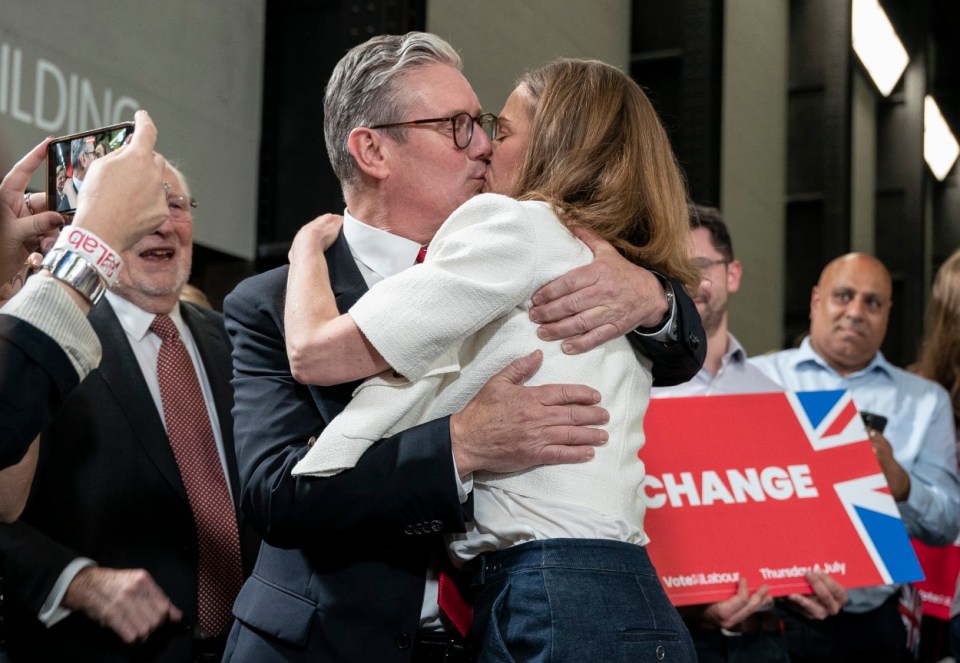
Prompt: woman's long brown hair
<box><xmin>510</xmin><ymin>58</ymin><xmax>699</xmax><ymax>292</ymax></box>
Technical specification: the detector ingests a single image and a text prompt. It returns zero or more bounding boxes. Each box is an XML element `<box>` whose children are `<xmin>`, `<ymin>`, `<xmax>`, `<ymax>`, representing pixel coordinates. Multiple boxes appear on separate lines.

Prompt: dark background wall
<box><xmin>198</xmin><ymin>0</ymin><xmax>959</xmax><ymax>369</ymax></box>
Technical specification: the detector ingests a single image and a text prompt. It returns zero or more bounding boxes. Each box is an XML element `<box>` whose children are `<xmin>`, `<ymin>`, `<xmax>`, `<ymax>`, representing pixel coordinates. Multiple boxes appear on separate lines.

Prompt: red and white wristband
<box><xmin>51</xmin><ymin>227</ymin><xmax>123</xmax><ymax>286</ymax></box>
<box><xmin>41</xmin><ymin>228</ymin><xmax>124</xmax><ymax>305</ymax></box>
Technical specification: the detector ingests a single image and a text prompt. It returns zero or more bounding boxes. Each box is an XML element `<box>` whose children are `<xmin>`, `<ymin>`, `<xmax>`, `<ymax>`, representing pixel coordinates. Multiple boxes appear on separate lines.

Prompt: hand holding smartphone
<box><xmin>860</xmin><ymin>411</ymin><xmax>888</xmax><ymax>434</ymax></box>
<box><xmin>46</xmin><ymin>122</ymin><xmax>135</xmax><ymax>218</ymax></box>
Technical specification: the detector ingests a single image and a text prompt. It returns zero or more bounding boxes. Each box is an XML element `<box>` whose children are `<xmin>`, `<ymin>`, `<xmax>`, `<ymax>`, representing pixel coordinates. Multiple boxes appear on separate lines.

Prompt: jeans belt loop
<box><xmin>472</xmin><ymin>553</ymin><xmax>487</xmax><ymax>588</ymax></box>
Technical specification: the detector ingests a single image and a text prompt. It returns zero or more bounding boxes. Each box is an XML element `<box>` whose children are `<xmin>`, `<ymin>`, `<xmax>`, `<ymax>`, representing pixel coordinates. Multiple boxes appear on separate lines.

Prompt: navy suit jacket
<box><xmin>0</xmin><ymin>299</ymin><xmax>258</xmax><ymax>662</ymax></box>
<box><xmin>221</xmin><ymin>233</ymin><xmax>703</xmax><ymax>662</ymax></box>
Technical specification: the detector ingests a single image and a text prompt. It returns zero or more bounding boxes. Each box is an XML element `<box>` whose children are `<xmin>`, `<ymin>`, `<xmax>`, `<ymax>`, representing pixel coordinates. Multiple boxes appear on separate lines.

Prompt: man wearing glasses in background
<box><xmin>652</xmin><ymin>206</ymin><xmax>847</xmax><ymax>662</ymax></box>
<box><xmin>58</xmin><ymin>137</ymin><xmax>99</xmax><ymax>212</ymax></box>
<box><xmin>223</xmin><ymin>32</ymin><xmax>705</xmax><ymax>662</ymax></box>
<box><xmin>1</xmin><ymin>165</ymin><xmax>258</xmax><ymax>662</ymax></box>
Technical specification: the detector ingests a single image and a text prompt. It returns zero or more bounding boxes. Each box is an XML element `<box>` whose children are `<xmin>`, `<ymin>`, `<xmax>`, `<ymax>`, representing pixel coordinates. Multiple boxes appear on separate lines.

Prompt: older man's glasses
<box><xmin>167</xmin><ymin>194</ymin><xmax>198</xmax><ymax>221</ymax></box>
<box><xmin>371</xmin><ymin>112</ymin><xmax>498</xmax><ymax>149</ymax></box>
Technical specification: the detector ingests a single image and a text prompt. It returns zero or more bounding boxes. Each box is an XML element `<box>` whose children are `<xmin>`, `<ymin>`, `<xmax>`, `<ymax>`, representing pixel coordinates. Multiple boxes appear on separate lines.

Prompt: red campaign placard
<box><xmin>912</xmin><ymin>540</ymin><xmax>960</xmax><ymax>620</ymax></box>
<box><xmin>641</xmin><ymin>391</ymin><xmax>924</xmax><ymax>606</ymax></box>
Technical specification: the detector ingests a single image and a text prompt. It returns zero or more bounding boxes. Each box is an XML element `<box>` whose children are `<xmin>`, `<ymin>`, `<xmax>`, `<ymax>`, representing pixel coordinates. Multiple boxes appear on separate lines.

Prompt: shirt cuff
<box><xmin>633</xmin><ymin>274</ymin><xmax>678</xmax><ymax>343</ymax></box>
<box><xmin>451</xmin><ymin>453</ymin><xmax>473</xmax><ymax>504</ymax></box>
<box><xmin>39</xmin><ymin>557</ymin><xmax>96</xmax><ymax>627</ymax></box>
<box><xmin>1</xmin><ymin>275</ymin><xmax>101</xmax><ymax>379</ymax></box>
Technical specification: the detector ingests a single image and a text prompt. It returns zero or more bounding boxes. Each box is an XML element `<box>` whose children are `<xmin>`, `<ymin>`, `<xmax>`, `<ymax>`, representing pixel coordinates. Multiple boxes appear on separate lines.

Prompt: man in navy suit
<box><xmin>223</xmin><ymin>32</ymin><xmax>704</xmax><ymax>662</ymax></box>
<box><xmin>0</xmin><ymin>165</ymin><xmax>258</xmax><ymax>662</ymax></box>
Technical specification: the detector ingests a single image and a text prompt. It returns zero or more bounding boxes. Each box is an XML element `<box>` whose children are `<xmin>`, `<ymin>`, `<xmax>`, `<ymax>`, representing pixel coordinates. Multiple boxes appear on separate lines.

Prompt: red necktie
<box><xmin>150</xmin><ymin>314</ymin><xmax>243</xmax><ymax>636</ymax></box>
<box><xmin>415</xmin><ymin>245</ymin><xmax>428</xmax><ymax>264</ymax></box>
<box><xmin>438</xmin><ymin>562</ymin><xmax>472</xmax><ymax>637</ymax></box>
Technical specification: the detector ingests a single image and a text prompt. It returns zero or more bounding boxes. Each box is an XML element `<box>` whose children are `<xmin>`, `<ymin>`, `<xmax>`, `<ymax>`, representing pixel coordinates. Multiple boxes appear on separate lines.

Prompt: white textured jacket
<box><xmin>294</xmin><ymin>193</ymin><xmax>653</xmax><ymax>550</ymax></box>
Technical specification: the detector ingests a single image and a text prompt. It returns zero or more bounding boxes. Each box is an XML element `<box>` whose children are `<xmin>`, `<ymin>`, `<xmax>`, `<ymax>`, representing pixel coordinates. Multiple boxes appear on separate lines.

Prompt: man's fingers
<box><xmin>167</xmin><ymin>603</ymin><xmax>184</xmax><ymax>623</ymax></box>
<box><xmin>805</xmin><ymin>572</ymin><xmax>846</xmax><ymax>614</ymax></box>
<box><xmin>536</xmin><ymin>309</ymin><xmax>595</xmax><ymax>340</ymax></box>
<box><xmin>539</xmin><ymin>443</ymin><xmax>597</xmax><ymax>465</ymax></box>
<box><xmin>559</xmin><ymin>326</ymin><xmax>621</xmax><ymax>355</ymax></box>
<box><xmin>716</xmin><ymin>585</ymin><xmax>769</xmax><ymax>628</ymax></box>
<box><xmin>787</xmin><ymin>593</ymin><xmax>828</xmax><ymax>620</ymax></box>
<box><xmin>528</xmin><ymin>382</ymin><xmax>602</xmax><ymax>408</ymax></box>
<box><xmin>531</xmin><ymin>265</ymin><xmax>597</xmax><ymax>308</ymax></box>
<box><xmin>569</xmin><ymin>226</ymin><xmax>607</xmax><ymax>254</ymax></box>
<box><xmin>493</xmin><ymin>350</ymin><xmax>544</xmax><ymax>386</ymax></box>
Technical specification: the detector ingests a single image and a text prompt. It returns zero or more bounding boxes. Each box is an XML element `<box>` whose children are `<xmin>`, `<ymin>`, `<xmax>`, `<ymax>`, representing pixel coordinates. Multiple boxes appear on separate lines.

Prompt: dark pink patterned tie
<box><xmin>150</xmin><ymin>314</ymin><xmax>243</xmax><ymax>636</ymax></box>
<box><xmin>415</xmin><ymin>245</ymin><xmax>428</xmax><ymax>264</ymax></box>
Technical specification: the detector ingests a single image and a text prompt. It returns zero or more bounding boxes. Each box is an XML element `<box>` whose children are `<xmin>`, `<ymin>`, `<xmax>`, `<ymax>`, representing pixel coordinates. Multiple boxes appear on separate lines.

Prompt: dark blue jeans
<box><xmin>470</xmin><ymin>539</ymin><xmax>695</xmax><ymax>662</ymax></box>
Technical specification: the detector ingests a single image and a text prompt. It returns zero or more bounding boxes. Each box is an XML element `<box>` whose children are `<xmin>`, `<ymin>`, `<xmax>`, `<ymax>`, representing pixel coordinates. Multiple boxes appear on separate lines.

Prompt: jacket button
<box><xmin>307</xmin><ymin>436</ymin><xmax>317</xmax><ymax>448</ymax></box>
<box><xmin>430</xmin><ymin>520</ymin><xmax>443</xmax><ymax>532</ymax></box>
<box><xmin>395</xmin><ymin>633</ymin><xmax>411</xmax><ymax>649</ymax></box>
<box><xmin>688</xmin><ymin>332</ymin><xmax>701</xmax><ymax>348</ymax></box>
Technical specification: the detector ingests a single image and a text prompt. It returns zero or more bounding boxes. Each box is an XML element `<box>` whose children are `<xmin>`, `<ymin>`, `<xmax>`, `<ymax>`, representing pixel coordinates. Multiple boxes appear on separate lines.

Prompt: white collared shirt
<box><xmin>342</xmin><ymin>209</ymin><xmax>423</xmax><ymax>284</ymax></box>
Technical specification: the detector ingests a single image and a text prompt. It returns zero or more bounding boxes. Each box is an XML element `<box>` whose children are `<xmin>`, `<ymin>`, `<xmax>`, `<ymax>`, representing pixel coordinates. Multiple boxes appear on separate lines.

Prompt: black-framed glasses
<box><xmin>694</xmin><ymin>257</ymin><xmax>729</xmax><ymax>273</ymax></box>
<box><xmin>370</xmin><ymin>112</ymin><xmax>498</xmax><ymax>149</ymax></box>
<box><xmin>167</xmin><ymin>194</ymin><xmax>198</xmax><ymax>221</ymax></box>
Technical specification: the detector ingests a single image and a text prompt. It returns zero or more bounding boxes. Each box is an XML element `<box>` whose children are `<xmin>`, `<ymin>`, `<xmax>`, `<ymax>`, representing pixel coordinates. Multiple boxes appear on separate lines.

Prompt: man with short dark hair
<box><xmin>653</xmin><ymin>206</ymin><xmax>847</xmax><ymax>662</ymax></box>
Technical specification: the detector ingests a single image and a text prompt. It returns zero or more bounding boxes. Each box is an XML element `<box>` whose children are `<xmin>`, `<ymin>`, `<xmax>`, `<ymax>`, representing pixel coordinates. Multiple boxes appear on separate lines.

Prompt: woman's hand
<box><xmin>288</xmin><ymin>214</ymin><xmax>344</xmax><ymax>264</ymax></box>
<box><xmin>0</xmin><ymin>139</ymin><xmax>65</xmax><ymax>285</ymax></box>
<box><xmin>72</xmin><ymin>109</ymin><xmax>168</xmax><ymax>251</ymax></box>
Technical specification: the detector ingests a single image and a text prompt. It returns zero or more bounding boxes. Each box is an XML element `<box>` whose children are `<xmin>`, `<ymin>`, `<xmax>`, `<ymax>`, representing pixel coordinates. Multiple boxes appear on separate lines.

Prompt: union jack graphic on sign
<box><xmin>641</xmin><ymin>391</ymin><xmax>924</xmax><ymax>606</ymax></box>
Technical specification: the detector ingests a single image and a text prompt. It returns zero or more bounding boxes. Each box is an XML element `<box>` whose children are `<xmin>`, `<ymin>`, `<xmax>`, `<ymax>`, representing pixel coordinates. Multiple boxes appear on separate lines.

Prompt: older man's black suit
<box><xmin>221</xmin><ymin>233</ymin><xmax>704</xmax><ymax>662</ymax></box>
<box><xmin>0</xmin><ymin>299</ymin><xmax>258</xmax><ymax>662</ymax></box>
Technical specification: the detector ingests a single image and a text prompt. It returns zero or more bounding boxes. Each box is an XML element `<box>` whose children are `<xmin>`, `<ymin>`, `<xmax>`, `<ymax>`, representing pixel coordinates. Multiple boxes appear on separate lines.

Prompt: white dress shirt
<box><xmin>651</xmin><ymin>333</ymin><xmax>780</xmax><ymax>397</ymax></box>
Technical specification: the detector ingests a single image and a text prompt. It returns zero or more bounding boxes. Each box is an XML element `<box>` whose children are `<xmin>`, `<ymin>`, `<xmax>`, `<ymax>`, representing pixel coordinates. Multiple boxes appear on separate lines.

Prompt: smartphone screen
<box><xmin>46</xmin><ymin>122</ymin><xmax>135</xmax><ymax>218</ymax></box>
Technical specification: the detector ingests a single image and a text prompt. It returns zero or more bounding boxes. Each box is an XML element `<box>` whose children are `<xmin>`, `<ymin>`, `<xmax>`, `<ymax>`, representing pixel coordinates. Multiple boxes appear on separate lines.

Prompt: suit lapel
<box><xmin>327</xmin><ymin>231</ymin><xmax>368</xmax><ymax>312</ymax></box>
<box><xmin>304</xmin><ymin>233</ymin><xmax>369</xmax><ymax>422</ymax></box>
<box><xmin>89</xmin><ymin>300</ymin><xmax>190</xmax><ymax>506</ymax></box>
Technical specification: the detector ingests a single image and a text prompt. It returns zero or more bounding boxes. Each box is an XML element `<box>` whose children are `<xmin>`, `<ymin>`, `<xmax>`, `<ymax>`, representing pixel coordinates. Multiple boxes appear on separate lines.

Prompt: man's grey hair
<box><xmin>70</xmin><ymin>138</ymin><xmax>89</xmax><ymax>170</ymax></box>
<box><xmin>323</xmin><ymin>32</ymin><xmax>461</xmax><ymax>186</ymax></box>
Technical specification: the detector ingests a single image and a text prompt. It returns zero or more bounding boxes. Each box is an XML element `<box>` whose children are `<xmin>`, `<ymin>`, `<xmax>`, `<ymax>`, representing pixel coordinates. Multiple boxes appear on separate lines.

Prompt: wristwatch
<box><xmin>635</xmin><ymin>272</ymin><xmax>676</xmax><ymax>337</ymax></box>
<box><xmin>40</xmin><ymin>248</ymin><xmax>107</xmax><ymax>305</ymax></box>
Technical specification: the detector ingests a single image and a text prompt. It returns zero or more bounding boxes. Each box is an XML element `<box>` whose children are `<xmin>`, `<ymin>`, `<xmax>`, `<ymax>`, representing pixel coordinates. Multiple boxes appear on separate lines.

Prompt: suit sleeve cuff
<box><xmin>633</xmin><ymin>274</ymin><xmax>678</xmax><ymax>342</ymax></box>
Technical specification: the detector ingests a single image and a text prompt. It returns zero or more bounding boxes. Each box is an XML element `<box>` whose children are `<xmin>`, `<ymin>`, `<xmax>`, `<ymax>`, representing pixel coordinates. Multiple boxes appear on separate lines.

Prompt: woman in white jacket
<box><xmin>284</xmin><ymin>58</ymin><xmax>698</xmax><ymax>662</ymax></box>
